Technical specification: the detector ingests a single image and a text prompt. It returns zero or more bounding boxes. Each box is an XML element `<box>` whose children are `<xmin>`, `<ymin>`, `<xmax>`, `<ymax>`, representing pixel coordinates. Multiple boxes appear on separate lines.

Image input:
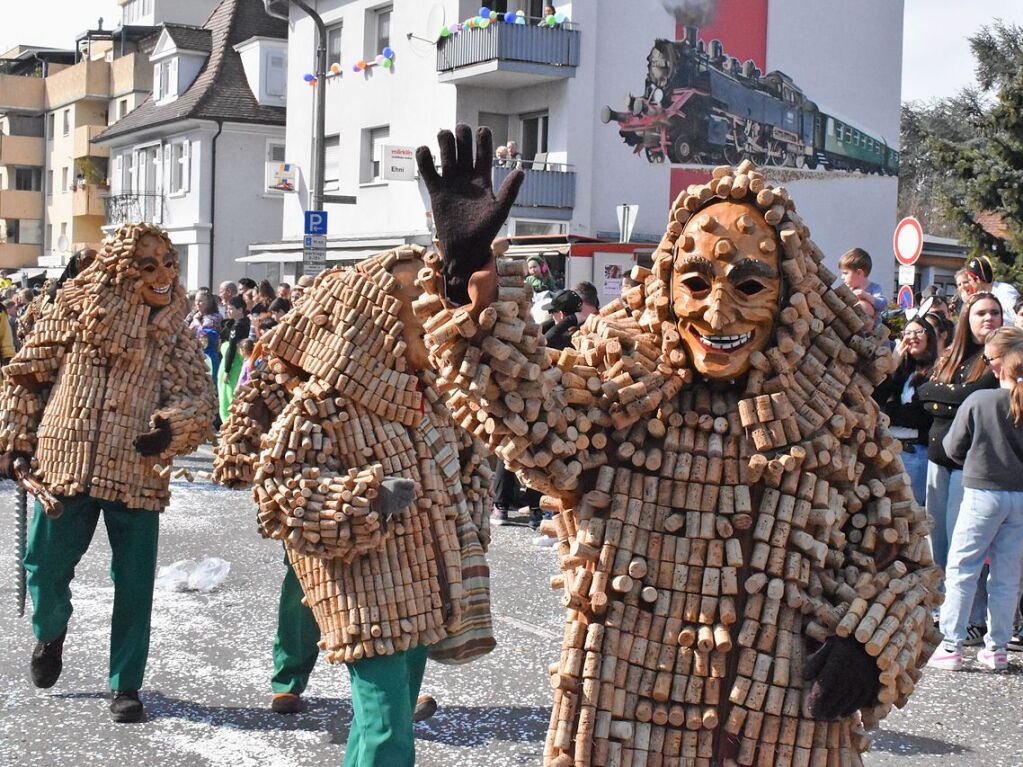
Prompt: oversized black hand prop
<box><xmin>133</xmin><ymin>416</ymin><xmax>173</xmax><ymax>457</ymax></box>
<box><xmin>376</xmin><ymin>477</ymin><xmax>417</xmax><ymax>523</ymax></box>
<box><xmin>415</xmin><ymin>125</ymin><xmax>524</xmax><ymax>305</ymax></box>
<box><xmin>804</xmin><ymin>635</ymin><xmax>881</xmax><ymax>719</ymax></box>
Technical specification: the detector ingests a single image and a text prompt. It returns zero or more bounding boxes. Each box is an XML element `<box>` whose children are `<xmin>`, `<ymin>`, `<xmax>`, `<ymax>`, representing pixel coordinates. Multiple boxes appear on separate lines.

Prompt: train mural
<box><xmin>601</xmin><ymin>26</ymin><xmax>899</xmax><ymax>175</ymax></box>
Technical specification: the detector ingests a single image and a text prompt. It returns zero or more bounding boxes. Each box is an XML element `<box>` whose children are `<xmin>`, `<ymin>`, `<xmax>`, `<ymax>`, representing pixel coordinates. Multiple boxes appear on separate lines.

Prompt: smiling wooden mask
<box><xmin>671</xmin><ymin>200</ymin><xmax>781</xmax><ymax>380</ymax></box>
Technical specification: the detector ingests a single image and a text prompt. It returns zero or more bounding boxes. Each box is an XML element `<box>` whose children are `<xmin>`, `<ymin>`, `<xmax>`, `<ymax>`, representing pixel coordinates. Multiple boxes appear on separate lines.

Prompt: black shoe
<box><xmin>271</xmin><ymin>693</ymin><xmax>302</xmax><ymax>714</ymax></box>
<box><xmin>413</xmin><ymin>694</ymin><xmax>438</xmax><ymax>722</ymax></box>
<box><xmin>963</xmin><ymin>624</ymin><xmax>987</xmax><ymax>647</ymax></box>
<box><xmin>30</xmin><ymin>630</ymin><xmax>66</xmax><ymax>689</ymax></box>
<box><xmin>110</xmin><ymin>690</ymin><xmax>145</xmax><ymax>723</ymax></box>
<box><xmin>1008</xmin><ymin>630</ymin><xmax>1023</xmax><ymax>652</ymax></box>
<box><xmin>528</xmin><ymin>508</ymin><xmax>543</xmax><ymax>531</ymax></box>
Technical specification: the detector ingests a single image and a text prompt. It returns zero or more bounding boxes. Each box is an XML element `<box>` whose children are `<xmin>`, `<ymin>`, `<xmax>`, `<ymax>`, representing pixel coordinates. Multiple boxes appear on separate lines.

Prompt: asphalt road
<box><xmin>1</xmin><ymin>458</ymin><xmax>1022</xmax><ymax>767</ymax></box>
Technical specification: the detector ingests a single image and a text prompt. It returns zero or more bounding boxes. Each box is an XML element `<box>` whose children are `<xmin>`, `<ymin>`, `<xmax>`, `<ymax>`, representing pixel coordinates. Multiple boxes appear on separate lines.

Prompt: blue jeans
<box><xmin>939</xmin><ymin>488</ymin><xmax>1023</xmax><ymax>650</ymax></box>
<box><xmin>902</xmin><ymin>444</ymin><xmax>928</xmax><ymax>507</ymax></box>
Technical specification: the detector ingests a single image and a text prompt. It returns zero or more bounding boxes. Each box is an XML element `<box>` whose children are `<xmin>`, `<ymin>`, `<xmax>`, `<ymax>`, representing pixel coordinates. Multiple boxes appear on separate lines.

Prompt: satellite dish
<box><xmin>406</xmin><ymin>3</ymin><xmax>446</xmax><ymax>58</ymax></box>
<box><xmin>57</xmin><ymin>235</ymin><xmax>69</xmax><ymax>253</ymax></box>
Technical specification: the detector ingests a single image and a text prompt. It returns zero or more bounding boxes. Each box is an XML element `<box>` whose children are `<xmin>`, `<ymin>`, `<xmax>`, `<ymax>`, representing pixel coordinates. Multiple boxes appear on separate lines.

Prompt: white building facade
<box><xmin>258</xmin><ymin>0</ymin><xmax>903</xmax><ymax>298</ymax></box>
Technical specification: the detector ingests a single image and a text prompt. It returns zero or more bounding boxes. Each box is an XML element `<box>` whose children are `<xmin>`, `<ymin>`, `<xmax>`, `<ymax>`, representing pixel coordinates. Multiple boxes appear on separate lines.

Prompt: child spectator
<box><xmin>236</xmin><ymin>338</ymin><xmax>257</xmax><ymax>390</ymax></box>
<box><xmin>929</xmin><ymin>327</ymin><xmax>1023</xmax><ymax>671</ymax></box>
<box><xmin>525</xmin><ymin>256</ymin><xmax>557</xmax><ymax>292</ymax></box>
<box><xmin>838</xmin><ymin>248</ymin><xmax>886</xmax><ymax>325</ymax></box>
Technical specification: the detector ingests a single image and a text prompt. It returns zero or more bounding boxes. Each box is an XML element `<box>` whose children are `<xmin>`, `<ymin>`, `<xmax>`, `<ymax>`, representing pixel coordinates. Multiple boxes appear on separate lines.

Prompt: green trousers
<box><xmin>344</xmin><ymin>644</ymin><xmax>429</xmax><ymax>767</ymax></box>
<box><xmin>24</xmin><ymin>494</ymin><xmax>160</xmax><ymax>691</ymax></box>
<box><xmin>271</xmin><ymin>553</ymin><xmax>321</xmax><ymax>694</ymax></box>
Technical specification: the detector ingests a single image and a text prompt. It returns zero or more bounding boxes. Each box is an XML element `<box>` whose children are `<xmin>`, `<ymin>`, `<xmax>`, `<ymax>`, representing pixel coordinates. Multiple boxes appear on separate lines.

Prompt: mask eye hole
<box><xmin>736</xmin><ymin>280</ymin><xmax>765</xmax><ymax>296</ymax></box>
<box><xmin>682</xmin><ymin>276</ymin><xmax>710</xmax><ymax>294</ymax></box>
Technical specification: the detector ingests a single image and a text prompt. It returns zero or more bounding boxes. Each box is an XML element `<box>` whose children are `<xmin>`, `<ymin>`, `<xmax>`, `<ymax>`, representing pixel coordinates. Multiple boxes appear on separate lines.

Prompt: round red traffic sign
<box><xmin>897</xmin><ymin>285</ymin><xmax>914</xmax><ymax>310</ymax></box>
<box><xmin>893</xmin><ymin>217</ymin><xmax>923</xmax><ymax>266</ymax></box>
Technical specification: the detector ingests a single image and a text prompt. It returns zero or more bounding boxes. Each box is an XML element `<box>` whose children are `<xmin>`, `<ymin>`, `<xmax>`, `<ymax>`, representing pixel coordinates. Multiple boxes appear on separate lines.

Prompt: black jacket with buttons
<box><xmin>916</xmin><ymin>352</ymin><xmax>997</xmax><ymax>468</ymax></box>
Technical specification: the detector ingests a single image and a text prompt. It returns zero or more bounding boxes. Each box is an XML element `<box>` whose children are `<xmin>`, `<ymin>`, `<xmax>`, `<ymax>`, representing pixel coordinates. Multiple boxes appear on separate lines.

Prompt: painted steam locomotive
<box><xmin>601</xmin><ymin>27</ymin><xmax>899</xmax><ymax>175</ymax></box>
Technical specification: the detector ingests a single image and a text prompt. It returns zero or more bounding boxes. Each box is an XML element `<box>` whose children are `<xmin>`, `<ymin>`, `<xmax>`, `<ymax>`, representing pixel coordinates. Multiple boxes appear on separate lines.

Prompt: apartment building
<box><xmin>95</xmin><ymin>0</ymin><xmax>288</xmax><ymax>290</ymax></box>
<box><xmin>254</xmin><ymin>0</ymin><xmax>904</xmax><ymax>299</ymax></box>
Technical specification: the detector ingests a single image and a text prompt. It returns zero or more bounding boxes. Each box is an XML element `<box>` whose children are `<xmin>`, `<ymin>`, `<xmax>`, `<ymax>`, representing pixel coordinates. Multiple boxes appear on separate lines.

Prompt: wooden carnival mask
<box><xmin>134</xmin><ymin>233</ymin><xmax>179</xmax><ymax>308</ymax></box>
<box><xmin>671</xmin><ymin>201</ymin><xmax>781</xmax><ymax>380</ymax></box>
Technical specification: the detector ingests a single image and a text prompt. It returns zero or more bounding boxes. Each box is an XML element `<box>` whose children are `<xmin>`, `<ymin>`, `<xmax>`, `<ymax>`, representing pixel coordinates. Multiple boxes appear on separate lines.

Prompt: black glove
<box><xmin>804</xmin><ymin>635</ymin><xmax>881</xmax><ymax>719</ymax></box>
<box><xmin>415</xmin><ymin>124</ymin><xmax>525</xmax><ymax>305</ymax></box>
<box><xmin>133</xmin><ymin>415</ymin><xmax>173</xmax><ymax>457</ymax></box>
<box><xmin>376</xmin><ymin>477</ymin><xmax>418</xmax><ymax>523</ymax></box>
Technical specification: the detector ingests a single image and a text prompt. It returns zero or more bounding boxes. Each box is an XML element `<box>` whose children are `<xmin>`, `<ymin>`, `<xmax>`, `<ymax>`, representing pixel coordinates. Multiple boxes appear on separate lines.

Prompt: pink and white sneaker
<box><xmin>927</xmin><ymin>646</ymin><xmax>963</xmax><ymax>670</ymax></box>
<box><xmin>977</xmin><ymin>647</ymin><xmax>1008</xmax><ymax>671</ymax></box>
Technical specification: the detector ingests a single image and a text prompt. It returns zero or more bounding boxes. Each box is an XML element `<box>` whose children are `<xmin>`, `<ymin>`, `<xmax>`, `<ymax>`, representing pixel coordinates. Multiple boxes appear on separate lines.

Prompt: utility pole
<box><xmin>264</xmin><ymin>0</ymin><xmax>327</xmax><ymax>211</ymax></box>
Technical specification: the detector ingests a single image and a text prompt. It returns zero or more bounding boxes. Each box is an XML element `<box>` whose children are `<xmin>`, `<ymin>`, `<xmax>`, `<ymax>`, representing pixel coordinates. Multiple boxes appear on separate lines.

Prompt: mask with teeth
<box><xmin>671</xmin><ymin>201</ymin><xmax>781</xmax><ymax>380</ymax></box>
<box><xmin>135</xmin><ymin>233</ymin><xmax>179</xmax><ymax>308</ymax></box>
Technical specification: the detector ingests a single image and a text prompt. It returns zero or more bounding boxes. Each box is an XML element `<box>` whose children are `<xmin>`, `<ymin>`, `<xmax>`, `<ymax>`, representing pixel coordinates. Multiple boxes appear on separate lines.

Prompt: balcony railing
<box><xmin>104</xmin><ymin>192</ymin><xmax>164</xmax><ymax>226</ymax></box>
<box><xmin>494</xmin><ymin>161</ymin><xmax>575</xmax><ymax>209</ymax></box>
<box><xmin>437</xmin><ymin>19</ymin><xmax>580</xmax><ymax>87</ymax></box>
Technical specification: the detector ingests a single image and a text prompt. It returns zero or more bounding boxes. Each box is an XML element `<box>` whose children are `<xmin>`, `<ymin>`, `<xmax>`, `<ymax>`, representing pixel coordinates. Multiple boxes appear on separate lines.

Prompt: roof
<box><xmin>162</xmin><ymin>25</ymin><xmax>213</xmax><ymax>54</ymax></box>
<box><xmin>976</xmin><ymin>210</ymin><xmax>1010</xmax><ymax>241</ymax></box>
<box><xmin>95</xmin><ymin>0</ymin><xmax>286</xmax><ymax>142</ymax></box>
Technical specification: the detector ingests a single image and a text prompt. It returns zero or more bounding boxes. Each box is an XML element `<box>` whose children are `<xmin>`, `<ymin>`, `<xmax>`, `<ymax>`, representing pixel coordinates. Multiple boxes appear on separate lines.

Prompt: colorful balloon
<box><xmin>303</xmin><ymin>73</ymin><xmax>315</xmax><ymax>82</ymax></box>
<box><xmin>546</xmin><ymin>14</ymin><xmax>556</xmax><ymax>25</ymax></box>
<box><xmin>329</xmin><ymin>63</ymin><xmax>341</xmax><ymax>75</ymax></box>
<box><xmin>381</xmin><ymin>58</ymin><xmax>393</xmax><ymax>69</ymax></box>
<box><xmin>479</xmin><ymin>17</ymin><xmax>490</xmax><ymax>27</ymax></box>
<box><xmin>439</xmin><ymin>26</ymin><xmax>450</xmax><ymax>37</ymax></box>
<box><xmin>383</xmin><ymin>47</ymin><xmax>394</xmax><ymax>59</ymax></box>
<box><xmin>479</xmin><ymin>6</ymin><xmax>490</xmax><ymax>17</ymax></box>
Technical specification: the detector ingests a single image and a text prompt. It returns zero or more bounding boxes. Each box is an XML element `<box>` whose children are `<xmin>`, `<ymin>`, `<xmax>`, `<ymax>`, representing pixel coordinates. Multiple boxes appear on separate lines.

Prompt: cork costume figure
<box><xmin>414</xmin><ymin>126</ymin><xmax>942</xmax><ymax>767</ymax></box>
<box><xmin>0</xmin><ymin>223</ymin><xmax>216</xmax><ymax>723</ymax></box>
<box><xmin>213</xmin><ymin>247</ymin><xmax>494</xmax><ymax>767</ymax></box>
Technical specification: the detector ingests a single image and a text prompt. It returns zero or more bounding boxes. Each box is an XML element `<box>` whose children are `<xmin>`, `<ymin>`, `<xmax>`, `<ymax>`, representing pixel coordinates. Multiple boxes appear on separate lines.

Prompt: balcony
<box><xmin>0</xmin><ymin>243</ymin><xmax>42</xmax><ymax>269</ymax></box>
<box><xmin>0</xmin><ymin>74</ymin><xmax>45</xmax><ymax>113</ymax></box>
<box><xmin>0</xmin><ymin>134</ymin><xmax>44</xmax><ymax>166</ymax></box>
<box><xmin>437</xmin><ymin>21</ymin><xmax>580</xmax><ymax>88</ymax></box>
<box><xmin>110</xmin><ymin>52</ymin><xmax>152</xmax><ymax>96</ymax></box>
<box><xmin>73</xmin><ymin>125</ymin><xmax>110</xmax><ymax>159</ymax></box>
<box><xmin>104</xmin><ymin>192</ymin><xmax>164</xmax><ymax>226</ymax></box>
<box><xmin>45</xmin><ymin>59</ymin><xmax>110</xmax><ymax>110</ymax></box>
<box><xmin>72</xmin><ymin>185</ymin><xmax>106</xmax><ymax>217</ymax></box>
<box><xmin>0</xmin><ymin>190</ymin><xmax>42</xmax><ymax>220</ymax></box>
<box><xmin>494</xmin><ymin>162</ymin><xmax>575</xmax><ymax>210</ymax></box>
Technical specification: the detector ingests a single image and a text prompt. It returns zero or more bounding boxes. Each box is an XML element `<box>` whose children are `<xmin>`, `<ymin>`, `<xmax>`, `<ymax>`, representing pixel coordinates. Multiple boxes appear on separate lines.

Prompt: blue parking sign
<box><xmin>304</xmin><ymin>210</ymin><xmax>328</xmax><ymax>235</ymax></box>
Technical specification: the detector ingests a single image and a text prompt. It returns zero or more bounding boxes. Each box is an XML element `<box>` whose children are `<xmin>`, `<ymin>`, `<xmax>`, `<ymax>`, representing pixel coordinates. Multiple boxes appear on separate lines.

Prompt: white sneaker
<box><xmin>977</xmin><ymin>647</ymin><xmax>1008</xmax><ymax>671</ymax></box>
<box><xmin>532</xmin><ymin>534</ymin><xmax>557</xmax><ymax>548</ymax></box>
<box><xmin>927</xmin><ymin>646</ymin><xmax>963</xmax><ymax>671</ymax></box>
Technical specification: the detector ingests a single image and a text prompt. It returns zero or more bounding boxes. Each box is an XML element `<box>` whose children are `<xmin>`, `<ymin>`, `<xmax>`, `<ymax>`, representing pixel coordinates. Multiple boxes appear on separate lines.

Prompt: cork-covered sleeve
<box><xmin>213</xmin><ymin>360</ymin><xmax>291</xmax><ymax>488</ymax></box>
<box><xmin>0</xmin><ymin>300</ymin><xmax>74</xmax><ymax>455</ymax></box>
<box><xmin>418</xmin><ymin>255</ymin><xmax>588</xmax><ymax>498</ymax></box>
<box><xmin>251</xmin><ymin>385</ymin><xmax>391</xmax><ymax>561</ymax></box>
<box><xmin>152</xmin><ymin>330</ymin><xmax>216</xmax><ymax>460</ymax></box>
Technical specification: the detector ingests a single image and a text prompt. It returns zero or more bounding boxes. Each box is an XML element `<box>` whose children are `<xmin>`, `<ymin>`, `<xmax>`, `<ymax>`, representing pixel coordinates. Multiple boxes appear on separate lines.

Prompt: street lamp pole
<box><xmin>264</xmin><ymin>0</ymin><xmax>327</xmax><ymax>212</ymax></box>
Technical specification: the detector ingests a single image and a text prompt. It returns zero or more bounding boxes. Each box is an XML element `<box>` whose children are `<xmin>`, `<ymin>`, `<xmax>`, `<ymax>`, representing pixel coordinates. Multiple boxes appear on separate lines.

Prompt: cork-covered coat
<box><xmin>0</xmin><ymin>225</ymin><xmax>215</xmax><ymax>512</ymax></box>
<box><xmin>420</xmin><ymin>165</ymin><xmax>942</xmax><ymax>767</ymax></box>
<box><xmin>214</xmin><ymin>247</ymin><xmax>494</xmax><ymax>664</ymax></box>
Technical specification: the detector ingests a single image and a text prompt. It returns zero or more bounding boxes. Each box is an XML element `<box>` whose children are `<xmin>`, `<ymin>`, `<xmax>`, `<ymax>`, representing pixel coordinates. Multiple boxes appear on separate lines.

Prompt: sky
<box><xmin>2</xmin><ymin>0</ymin><xmax>1023</xmax><ymax>104</ymax></box>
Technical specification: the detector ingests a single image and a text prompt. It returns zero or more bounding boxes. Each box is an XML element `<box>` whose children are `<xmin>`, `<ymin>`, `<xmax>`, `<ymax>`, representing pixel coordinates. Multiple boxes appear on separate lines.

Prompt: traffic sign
<box><xmin>897</xmin><ymin>285</ymin><xmax>914</xmax><ymax>310</ymax></box>
<box><xmin>893</xmin><ymin>217</ymin><xmax>923</xmax><ymax>266</ymax></box>
<box><xmin>303</xmin><ymin>231</ymin><xmax>327</xmax><ymax>277</ymax></box>
<box><xmin>898</xmin><ymin>264</ymin><xmax>916</xmax><ymax>286</ymax></box>
<box><xmin>304</xmin><ymin>210</ymin><xmax>328</xmax><ymax>235</ymax></box>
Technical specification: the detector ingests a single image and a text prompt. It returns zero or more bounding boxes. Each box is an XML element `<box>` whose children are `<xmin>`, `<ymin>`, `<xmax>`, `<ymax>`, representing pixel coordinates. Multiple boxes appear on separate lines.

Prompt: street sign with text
<box><xmin>304</xmin><ymin>210</ymin><xmax>328</xmax><ymax>235</ymax></box>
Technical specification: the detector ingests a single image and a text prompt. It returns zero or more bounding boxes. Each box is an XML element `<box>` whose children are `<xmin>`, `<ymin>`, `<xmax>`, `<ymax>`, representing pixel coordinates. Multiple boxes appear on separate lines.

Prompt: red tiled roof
<box><xmin>976</xmin><ymin>210</ymin><xmax>1010</xmax><ymax>241</ymax></box>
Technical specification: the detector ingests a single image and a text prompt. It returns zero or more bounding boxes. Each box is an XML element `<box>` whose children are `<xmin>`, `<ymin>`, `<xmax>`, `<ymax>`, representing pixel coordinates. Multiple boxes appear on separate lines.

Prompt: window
<box><xmin>46</xmin><ymin>170</ymin><xmax>53</xmax><ymax>198</ymax></box>
<box><xmin>19</xmin><ymin>219</ymin><xmax>42</xmax><ymax>245</ymax></box>
<box><xmin>169</xmin><ymin>140</ymin><xmax>190</xmax><ymax>194</ymax></box>
<box><xmin>60</xmin><ymin>222</ymin><xmax>67</xmax><ymax>240</ymax></box>
<box><xmin>528</xmin><ymin>0</ymin><xmax>544</xmax><ymax>19</ymax></box>
<box><xmin>46</xmin><ymin>113</ymin><xmax>54</xmax><ymax>140</ymax></box>
<box><xmin>265</xmin><ymin>50</ymin><xmax>287</xmax><ymax>98</ymax></box>
<box><xmin>324</xmin><ymin>134</ymin><xmax>340</xmax><ymax>191</ymax></box>
<box><xmin>61</xmin><ymin>166</ymin><xmax>68</xmax><ymax>192</ymax></box>
<box><xmin>15</xmin><ymin>168</ymin><xmax>41</xmax><ymax>192</ymax></box>
<box><xmin>119</xmin><ymin>99</ymin><xmax>128</xmax><ymax>119</ymax></box>
<box><xmin>362</xmin><ymin>126</ymin><xmax>389</xmax><ymax>183</ymax></box>
<box><xmin>327</xmin><ymin>23</ymin><xmax>343</xmax><ymax>68</ymax></box>
<box><xmin>376</xmin><ymin>7</ymin><xmax>392</xmax><ymax>53</ymax></box>
<box><xmin>520</xmin><ymin>111</ymin><xmax>549</xmax><ymax>161</ymax></box>
<box><xmin>62</xmin><ymin>110</ymin><xmax>70</xmax><ymax>137</ymax></box>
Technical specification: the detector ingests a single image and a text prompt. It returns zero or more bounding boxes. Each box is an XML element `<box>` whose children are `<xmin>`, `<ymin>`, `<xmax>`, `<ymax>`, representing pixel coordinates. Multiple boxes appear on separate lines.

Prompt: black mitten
<box><xmin>804</xmin><ymin>635</ymin><xmax>881</xmax><ymax>719</ymax></box>
<box><xmin>133</xmin><ymin>416</ymin><xmax>173</xmax><ymax>457</ymax></box>
<box><xmin>376</xmin><ymin>477</ymin><xmax>417</xmax><ymax>522</ymax></box>
<box><xmin>415</xmin><ymin>124</ymin><xmax>524</xmax><ymax>305</ymax></box>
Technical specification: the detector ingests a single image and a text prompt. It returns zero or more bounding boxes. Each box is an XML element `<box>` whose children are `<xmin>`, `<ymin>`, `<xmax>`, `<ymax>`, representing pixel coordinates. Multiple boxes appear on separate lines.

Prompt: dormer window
<box><xmin>234</xmin><ymin>36</ymin><xmax>288</xmax><ymax>107</ymax></box>
<box><xmin>150</xmin><ymin>26</ymin><xmax>211</xmax><ymax>104</ymax></box>
<box><xmin>154</xmin><ymin>59</ymin><xmax>179</xmax><ymax>101</ymax></box>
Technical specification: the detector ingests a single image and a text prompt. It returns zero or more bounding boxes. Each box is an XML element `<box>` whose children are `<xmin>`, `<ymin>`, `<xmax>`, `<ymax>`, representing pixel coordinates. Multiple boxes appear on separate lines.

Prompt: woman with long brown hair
<box><xmin>930</xmin><ymin>327</ymin><xmax>1023</xmax><ymax>671</ymax></box>
<box><xmin>918</xmin><ymin>292</ymin><xmax>1003</xmax><ymax>641</ymax></box>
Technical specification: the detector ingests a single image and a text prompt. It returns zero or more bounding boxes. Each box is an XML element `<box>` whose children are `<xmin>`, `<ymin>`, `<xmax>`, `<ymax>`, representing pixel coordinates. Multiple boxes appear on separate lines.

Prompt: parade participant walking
<box><xmin>875</xmin><ymin>317</ymin><xmax>937</xmax><ymax>505</ymax></box>
<box><xmin>0</xmin><ymin>223</ymin><xmax>215</xmax><ymax>722</ymax></box>
<box><xmin>218</xmin><ymin>296</ymin><xmax>250</xmax><ymax>423</ymax></box>
<box><xmin>930</xmin><ymin>327</ymin><xmax>1023</xmax><ymax>671</ymax></box>
<box><xmin>214</xmin><ymin>246</ymin><xmax>496</xmax><ymax>766</ymax></box>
